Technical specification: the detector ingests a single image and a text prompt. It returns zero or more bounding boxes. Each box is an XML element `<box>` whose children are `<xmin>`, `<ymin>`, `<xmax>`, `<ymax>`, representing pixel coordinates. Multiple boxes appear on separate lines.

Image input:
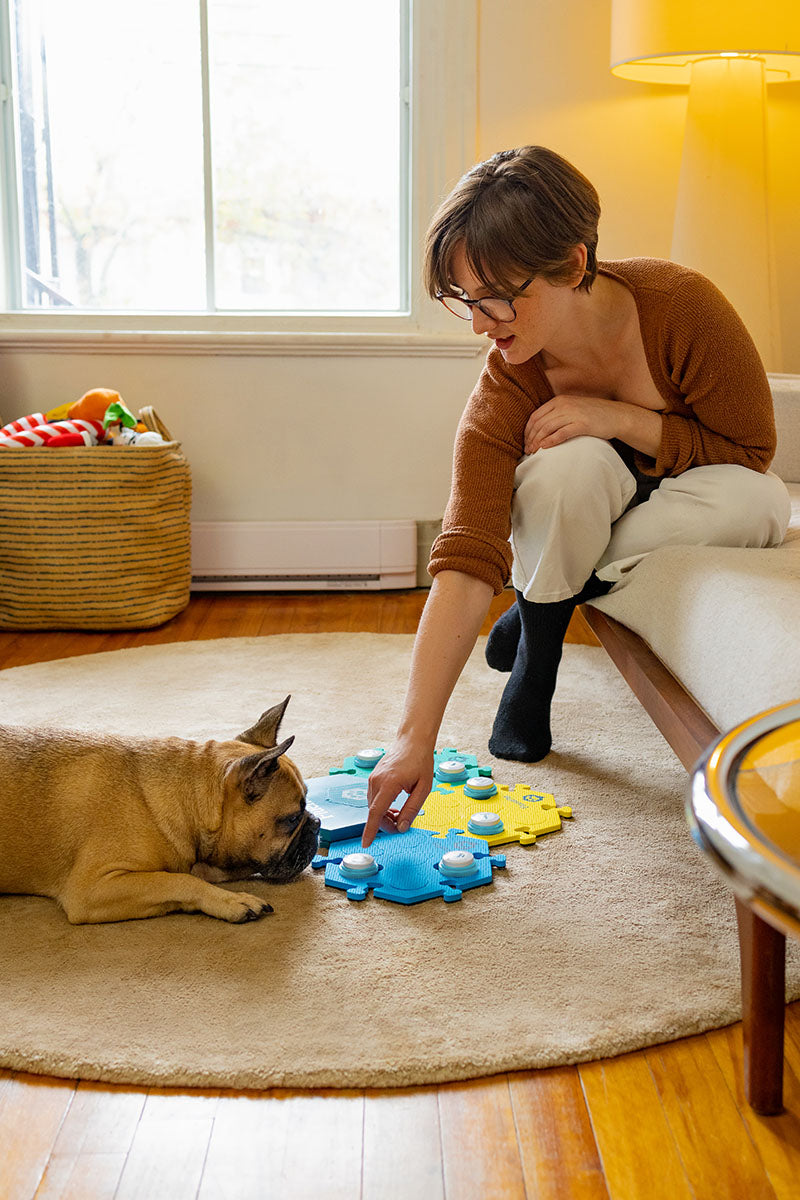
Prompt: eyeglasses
<box><xmin>436</xmin><ymin>277</ymin><xmax>534</xmax><ymax>323</ymax></box>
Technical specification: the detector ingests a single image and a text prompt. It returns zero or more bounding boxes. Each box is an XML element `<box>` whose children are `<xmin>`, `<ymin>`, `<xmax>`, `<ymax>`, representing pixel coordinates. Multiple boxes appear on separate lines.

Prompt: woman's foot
<box><xmin>488</xmin><ymin>635</ymin><xmax>555</xmax><ymax>761</ymax></box>
<box><xmin>487</xmin><ymin>576</ymin><xmax>613</xmax><ymax>761</ymax></box>
<box><xmin>485</xmin><ymin>601</ymin><xmax>520</xmax><ymax>672</ymax></box>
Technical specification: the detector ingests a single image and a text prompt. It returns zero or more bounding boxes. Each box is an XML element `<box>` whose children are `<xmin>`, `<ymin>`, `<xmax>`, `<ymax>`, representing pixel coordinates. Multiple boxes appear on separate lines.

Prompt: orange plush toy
<box><xmin>68</xmin><ymin>388</ymin><xmax>124</xmax><ymax>423</ymax></box>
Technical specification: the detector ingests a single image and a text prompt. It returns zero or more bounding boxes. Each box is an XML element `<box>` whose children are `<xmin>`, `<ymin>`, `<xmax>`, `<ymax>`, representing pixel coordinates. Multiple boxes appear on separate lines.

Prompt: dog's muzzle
<box><xmin>260</xmin><ymin>811</ymin><xmax>320</xmax><ymax>883</ymax></box>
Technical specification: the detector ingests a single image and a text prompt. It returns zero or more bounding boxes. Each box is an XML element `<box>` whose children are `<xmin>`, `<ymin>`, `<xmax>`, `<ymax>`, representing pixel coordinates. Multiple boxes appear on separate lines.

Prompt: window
<box><xmin>3</xmin><ymin>0</ymin><xmax>406</xmax><ymax>315</ymax></box>
<box><xmin>0</xmin><ymin>0</ymin><xmax>477</xmax><ymax>346</ymax></box>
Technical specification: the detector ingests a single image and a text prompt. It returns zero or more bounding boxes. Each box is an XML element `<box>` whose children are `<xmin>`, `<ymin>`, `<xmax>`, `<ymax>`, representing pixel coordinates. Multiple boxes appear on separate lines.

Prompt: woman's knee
<box><xmin>513</xmin><ymin>436</ymin><xmax>635</xmax><ymax>510</ymax></box>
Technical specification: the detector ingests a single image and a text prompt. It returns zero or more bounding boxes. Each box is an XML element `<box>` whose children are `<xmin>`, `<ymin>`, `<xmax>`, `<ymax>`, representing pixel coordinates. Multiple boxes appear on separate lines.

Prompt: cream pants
<box><xmin>510</xmin><ymin>436</ymin><xmax>792</xmax><ymax>602</ymax></box>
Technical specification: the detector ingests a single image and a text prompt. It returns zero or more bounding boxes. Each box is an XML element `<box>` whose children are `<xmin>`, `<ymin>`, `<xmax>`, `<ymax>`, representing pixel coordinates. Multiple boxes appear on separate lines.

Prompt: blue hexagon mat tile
<box><xmin>306</xmin><ymin>774</ymin><xmax>410</xmax><ymax>845</ymax></box>
<box><xmin>311</xmin><ymin>827</ymin><xmax>506</xmax><ymax>905</ymax></box>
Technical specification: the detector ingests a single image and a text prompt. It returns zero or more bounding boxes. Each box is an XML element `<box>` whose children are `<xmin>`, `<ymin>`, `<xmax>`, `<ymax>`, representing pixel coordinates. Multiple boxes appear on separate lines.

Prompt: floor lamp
<box><xmin>610</xmin><ymin>1</ymin><xmax>800</xmax><ymax>371</ymax></box>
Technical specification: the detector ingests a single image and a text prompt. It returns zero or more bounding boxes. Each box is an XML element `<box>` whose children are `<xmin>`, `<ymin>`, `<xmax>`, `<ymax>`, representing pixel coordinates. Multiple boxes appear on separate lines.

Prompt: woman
<box><xmin>362</xmin><ymin>145</ymin><xmax>790</xmax><ymax>847</ymax></box>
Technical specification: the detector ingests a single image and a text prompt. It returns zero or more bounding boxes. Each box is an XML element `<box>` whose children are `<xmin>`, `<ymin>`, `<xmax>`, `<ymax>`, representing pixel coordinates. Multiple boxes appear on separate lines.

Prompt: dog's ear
<box><xmin>234</xmin><ymin>735</ymin><xmax>295</xmax><ymax>805</ymax></box>
<box><xmin>237</xmin><ymin>696</ymin><xmax>291</xmax><ymax>748</ymax></box>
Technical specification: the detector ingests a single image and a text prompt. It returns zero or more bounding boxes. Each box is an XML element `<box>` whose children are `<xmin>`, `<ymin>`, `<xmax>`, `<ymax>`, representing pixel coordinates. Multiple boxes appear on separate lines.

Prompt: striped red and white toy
<box><xmin>0</xmin><ymin>414</ymin><xmax>104</xmax><ymax>448</ymax></box>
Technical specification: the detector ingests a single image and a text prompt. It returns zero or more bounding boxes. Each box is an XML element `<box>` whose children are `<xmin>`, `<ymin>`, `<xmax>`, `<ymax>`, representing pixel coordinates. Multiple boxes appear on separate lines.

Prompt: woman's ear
<box><xmin>568</xmin><ymin>243</ymin><xmax>588</xmax><ymax>288</ymax></box>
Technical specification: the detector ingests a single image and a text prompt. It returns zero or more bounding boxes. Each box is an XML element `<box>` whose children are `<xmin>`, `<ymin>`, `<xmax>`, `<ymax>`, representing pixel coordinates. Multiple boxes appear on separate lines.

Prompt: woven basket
<box><xmin>0</xmin><ymin>410</ymin><xmax>192</xmax><ymax>630</ymax></box>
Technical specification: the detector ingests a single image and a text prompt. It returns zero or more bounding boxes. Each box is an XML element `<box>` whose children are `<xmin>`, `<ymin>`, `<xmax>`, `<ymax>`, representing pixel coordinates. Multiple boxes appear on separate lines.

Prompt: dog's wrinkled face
<box><xmin>205</xmin><ymin>697</ymin><xmax>320</xmax><ymax>883</ymax></box>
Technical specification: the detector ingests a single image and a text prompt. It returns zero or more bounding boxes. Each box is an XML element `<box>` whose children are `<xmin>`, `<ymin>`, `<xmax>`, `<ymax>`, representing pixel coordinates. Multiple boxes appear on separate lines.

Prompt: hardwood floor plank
<box><xmin>113</xmin><ymin>1115</ymin><xmax>214</xmax><ymax>1200</ymax></box>
<box><xmin>0</xmin><ymin>1073</ymin><xmax>76</xmax><ymax>1200</ymax></box>
<box><xmin>645</xmin><ymin>1034</ymin><xmax>777</xmax><ymax>1199</ymax></box>
<box><xmin>34</xmin><ymin>1153</ymin><xmax>127</xmax><ymax>1200</ymax></box>
<box><xmin>707</xmin><ymin>1022</ymin><xmax>800</xmax><ymax>1200</ymax></box>
<box><xmin>140</xmin><ymin>1086</ymin><xmax>221</xmax><ymax>1122</ymax></box>
<box><xmin>578</xmin><ymin>1054</ymin><xmax>694</xmax><ymax>1200</ymax></box>
<box><xmin>438</xmin><ymin>1075</ymin><xmax>527</xmax><ymax>1200</ymax></box>
<box><xmin>196</xmin><ymin>1091</ymin><xmax>291</xmax><ymax>1200</ymax></box>
<box><xmin>255</xmin><ymin>593</ymin><xmax>303</xmax><ymax>636</ymax></box>
<box><xmin>508</xmin><ymin>1066</ymin><xmax>609</xmax><ymax>1199</ymax></box>
<box><xmin>362</xmin><ymin>1087</ymin><xmax>444</xmax><ymax>1199</ymax></box>
<box><xmin>198</xmin><ymin>1089</ymin><xmax>364</xmax><ymax>1200</ymax></box>
<box><xmin>345</xmin><ymin>590</ymin><xmax>386</xmax><ymax>632</ymax></box>
<box><xmin>50</xmin><ymin>1080</ymin><xmax>147</xmax><ymax>1156</ymax></box>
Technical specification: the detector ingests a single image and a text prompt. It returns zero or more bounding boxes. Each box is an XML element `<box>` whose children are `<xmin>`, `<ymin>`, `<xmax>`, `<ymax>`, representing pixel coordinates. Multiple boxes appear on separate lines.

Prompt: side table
<box><xmin>688</xmin><ymin>698</ymin><xmax>800</xmax><ymax>1115</ymax></box>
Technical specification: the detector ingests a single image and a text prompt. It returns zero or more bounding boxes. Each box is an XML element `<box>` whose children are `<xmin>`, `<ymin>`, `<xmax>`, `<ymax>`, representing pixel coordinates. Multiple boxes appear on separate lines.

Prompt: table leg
<box><xmin>736</xmin><ymin>898</ymin><xmax>786</xmax><ymax>1115</ymax></box>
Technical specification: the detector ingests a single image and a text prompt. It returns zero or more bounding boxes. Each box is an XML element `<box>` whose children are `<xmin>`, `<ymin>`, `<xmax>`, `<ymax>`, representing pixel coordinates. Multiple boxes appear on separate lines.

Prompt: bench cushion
<box><xmin>588</xmin><ymin>483</ymin><xmax>800</xmax><ymax>735</ymax></box>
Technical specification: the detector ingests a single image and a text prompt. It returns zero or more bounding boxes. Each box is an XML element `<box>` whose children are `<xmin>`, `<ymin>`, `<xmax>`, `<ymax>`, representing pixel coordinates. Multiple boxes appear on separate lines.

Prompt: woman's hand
<box><xmin>525</xmin><ymin>394</ymin><xmax>663</xmax><ymax>458</ymax></box>
<box><xmin>362</xmin><ymin>739</ymin><xmax>434</xmax><ymax>847</ymax></box>
<box><xmin>524</xmin><ymin>394</ymin><xmax>622</xmax><ymax>453</ymax></box>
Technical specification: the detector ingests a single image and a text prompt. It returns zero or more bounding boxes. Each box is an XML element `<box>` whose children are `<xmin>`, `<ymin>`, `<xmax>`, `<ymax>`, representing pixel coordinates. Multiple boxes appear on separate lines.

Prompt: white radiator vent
<box><xmin>191</xmin><ymin>520</ymin><xmax>418</xmax><ymax>591</ymax></box>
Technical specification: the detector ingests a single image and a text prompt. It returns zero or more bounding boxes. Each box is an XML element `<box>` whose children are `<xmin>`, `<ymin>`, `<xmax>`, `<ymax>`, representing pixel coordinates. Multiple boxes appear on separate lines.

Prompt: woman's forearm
<box><xmin>362</xmin><ymin>569</ymin><xmax>496</xmax><ymax>845</ymax></box>
<box><xmin>396</xmin><ymin>569</ymin><xmax>495</xmax><ymax>747</ymax></box>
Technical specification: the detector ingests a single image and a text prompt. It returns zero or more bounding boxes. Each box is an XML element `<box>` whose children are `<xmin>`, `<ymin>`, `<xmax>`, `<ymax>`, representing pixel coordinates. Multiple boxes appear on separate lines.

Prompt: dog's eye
<box><xmin>282</xmin><ymin>812</ymin><xmax>303</xmax><ymax>832</ymax></box>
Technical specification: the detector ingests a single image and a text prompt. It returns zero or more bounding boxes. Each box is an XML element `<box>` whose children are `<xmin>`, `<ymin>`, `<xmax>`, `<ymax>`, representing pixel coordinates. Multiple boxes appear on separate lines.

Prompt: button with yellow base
<box><xmin>464</xmin><ymin>777</ymin><xmax>499</xmax><ymax>800</ymax></box>
<box><xmin>467</xmin><ymin>811</ymin><xmax>504</xmax><ymax>836</ymax></box>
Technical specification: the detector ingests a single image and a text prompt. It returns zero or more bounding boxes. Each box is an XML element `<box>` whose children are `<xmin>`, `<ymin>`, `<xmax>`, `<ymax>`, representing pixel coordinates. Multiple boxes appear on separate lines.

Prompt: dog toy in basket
<box><xmin>312</xmin><ymin>828</ymin><xmax>506</xmax><ymax>905</ymax></box>
<box><xmin>0</xmin><ymin>390</ymin><xmax>171</xmax><ymax>449</ymax></box>
<box><xmin>102</xmin><ymin>400</ymin><xmax>164</xmax><ymax>446</ymax></box>
<box><xmin>0</xmin><ymin>413</ymin><xmax>104</xmax><ymax>448</ymax></box>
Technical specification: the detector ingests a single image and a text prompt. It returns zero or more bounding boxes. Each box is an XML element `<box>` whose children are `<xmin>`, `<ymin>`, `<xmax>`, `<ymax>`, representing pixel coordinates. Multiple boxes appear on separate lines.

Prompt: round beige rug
<box><xmin>1</xmin><ymin>633</ymin><xmax>797</xmax><ymax>1089</ymax></box>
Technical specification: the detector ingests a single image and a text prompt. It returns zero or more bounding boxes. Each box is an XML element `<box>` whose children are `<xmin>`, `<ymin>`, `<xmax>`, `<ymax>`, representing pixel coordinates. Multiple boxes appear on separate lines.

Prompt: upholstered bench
<box><xmin>583</xmin><ymin>373</ymin><xmax>800</xmax><ymax>769</ymax></box>
<box><xmin>581</xmin><ymin>373</ymin><xmax>800</xmax><ymax>1114</ymax></box>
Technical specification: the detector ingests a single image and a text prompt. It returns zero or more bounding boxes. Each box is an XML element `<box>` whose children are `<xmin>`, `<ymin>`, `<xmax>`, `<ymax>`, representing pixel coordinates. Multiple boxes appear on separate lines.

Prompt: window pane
<box><xmin>13</xmin><ymin>0</ymin><xmax>206</xmax><ymax>310</ymax></box>
<box><xmin>208</xmin><ymin>0</ymin><xmax>404</xmax><ymax>312</ymax></box>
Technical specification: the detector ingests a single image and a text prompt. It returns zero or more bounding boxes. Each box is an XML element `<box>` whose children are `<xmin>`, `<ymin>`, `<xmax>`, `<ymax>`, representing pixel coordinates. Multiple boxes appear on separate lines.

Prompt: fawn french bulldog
<box><xmin>0</xmin><ymin>696</ymin><xmax>319</xmax><ymax>923</ymax></box>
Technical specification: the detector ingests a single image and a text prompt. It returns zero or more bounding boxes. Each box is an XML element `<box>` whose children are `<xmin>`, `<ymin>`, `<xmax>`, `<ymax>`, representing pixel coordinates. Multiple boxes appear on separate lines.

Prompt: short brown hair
<box><xmin>424</xmin><ymin>146</ymin><xmax>600</xmax><ymax>299</ymax></box>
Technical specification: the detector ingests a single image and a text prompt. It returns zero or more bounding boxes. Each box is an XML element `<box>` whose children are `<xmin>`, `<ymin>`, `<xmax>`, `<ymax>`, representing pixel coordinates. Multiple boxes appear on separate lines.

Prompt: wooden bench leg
<box><xmin>736</xmin><ymin>898</ymin><xmax>786</xmax><ymax>1115</ymax></box>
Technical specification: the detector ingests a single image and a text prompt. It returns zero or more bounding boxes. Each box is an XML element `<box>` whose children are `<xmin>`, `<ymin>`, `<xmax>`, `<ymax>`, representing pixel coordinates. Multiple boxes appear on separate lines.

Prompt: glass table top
<box><xmin>688</xmin><ymin>700</ymin><xmax>800</xmax><ymax>934</ymax></box>
<box><xmin>735</xmin><ymin>720</ymin><xmax>800</xmax><ymax>863</ymax></box>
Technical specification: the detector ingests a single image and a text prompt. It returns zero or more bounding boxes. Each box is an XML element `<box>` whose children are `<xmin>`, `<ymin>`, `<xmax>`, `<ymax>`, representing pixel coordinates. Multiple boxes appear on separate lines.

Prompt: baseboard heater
<box><xmin>191</xmin><ymin>520</ymin><xmax>418</xmax><ymax>591</ymax></box>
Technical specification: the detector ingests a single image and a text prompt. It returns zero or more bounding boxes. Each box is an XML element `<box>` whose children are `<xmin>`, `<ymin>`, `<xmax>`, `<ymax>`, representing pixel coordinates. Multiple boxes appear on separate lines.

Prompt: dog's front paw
<box><xmin>219</xmin><ymin>890</ymin><xmax>274</xmax><ymax>923</ymax></box>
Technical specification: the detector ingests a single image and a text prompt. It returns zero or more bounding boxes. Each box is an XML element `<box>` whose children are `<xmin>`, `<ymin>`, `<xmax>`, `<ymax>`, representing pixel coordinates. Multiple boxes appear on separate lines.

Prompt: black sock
<box><xmin>488</xmin><ymin>574</ymin><xmax>613</xmax><ymax>762</ymax></box>
<box><xmin>485</xmin><ymin>599</ymin><xmax>521</xmax><ymax>672</ymax></box>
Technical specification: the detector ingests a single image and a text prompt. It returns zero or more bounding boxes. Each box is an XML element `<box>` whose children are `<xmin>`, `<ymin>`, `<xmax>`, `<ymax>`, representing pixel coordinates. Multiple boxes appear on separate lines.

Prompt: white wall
<box><xmin>0</xmin><ymin>345</ymin><xmax>483</xmax><ymax>523</ymax></box>
<box><xmin>1</xmin><ymin>0</ymin><xmax>798</xmax><ymax>531</ymax></box>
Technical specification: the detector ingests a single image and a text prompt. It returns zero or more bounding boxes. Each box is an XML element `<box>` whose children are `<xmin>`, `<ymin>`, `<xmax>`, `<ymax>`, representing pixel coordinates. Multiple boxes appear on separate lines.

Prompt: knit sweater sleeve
<box><xmin>428</xmin><ymin>350</ymin><xmax>542</xmax><ymax>595</ymax></box>
<box><xmin>646</xmin><ymin>271</ymin><xmax>776</xmax><ymax>476</ymax></box>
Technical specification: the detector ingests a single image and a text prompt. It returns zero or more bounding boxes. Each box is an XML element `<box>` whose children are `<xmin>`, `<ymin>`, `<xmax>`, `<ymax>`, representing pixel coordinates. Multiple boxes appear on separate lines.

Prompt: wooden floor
<box><xmin>1</xmin><ymin>590</ymin><xmax>799</xmax><ymax>1200</ymax></box>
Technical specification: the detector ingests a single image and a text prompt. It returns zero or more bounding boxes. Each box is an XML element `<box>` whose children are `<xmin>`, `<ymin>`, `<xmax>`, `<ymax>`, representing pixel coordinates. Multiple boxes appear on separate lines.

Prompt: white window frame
<box><xmin>0</xmin><ymin>0</ymin><xmax>480</xmax><ymax>358</ymax></box>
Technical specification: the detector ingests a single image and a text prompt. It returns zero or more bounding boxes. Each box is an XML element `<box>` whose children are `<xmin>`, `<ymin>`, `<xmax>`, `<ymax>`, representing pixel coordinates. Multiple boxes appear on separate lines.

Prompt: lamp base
<box><xmin>671</xmin><ymin>56</ymin><xmax>781</xmax><ymax>371</ymax></box>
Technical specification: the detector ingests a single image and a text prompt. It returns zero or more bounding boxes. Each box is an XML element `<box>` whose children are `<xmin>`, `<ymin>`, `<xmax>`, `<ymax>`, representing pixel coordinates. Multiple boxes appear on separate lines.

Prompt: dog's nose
<box><xmin>307</xmin><ymin>812</ymin><xmax>321</xmax><ymax>833</ymax></box>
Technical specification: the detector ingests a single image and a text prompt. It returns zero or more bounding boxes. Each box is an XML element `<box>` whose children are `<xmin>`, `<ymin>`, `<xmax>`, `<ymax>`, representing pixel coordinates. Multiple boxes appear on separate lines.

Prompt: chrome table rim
<box><xmin>686</xmin><ymin>699</ymin><xmax>800</xmax><ymax>921</ymax></box>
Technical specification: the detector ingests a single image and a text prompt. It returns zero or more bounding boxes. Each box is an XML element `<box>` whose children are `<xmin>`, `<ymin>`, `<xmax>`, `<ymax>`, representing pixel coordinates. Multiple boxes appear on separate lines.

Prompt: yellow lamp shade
<box><xmin>611</xmin><ymin>0</ymin><xmax>800</xmax><ymax>83</ymax></box>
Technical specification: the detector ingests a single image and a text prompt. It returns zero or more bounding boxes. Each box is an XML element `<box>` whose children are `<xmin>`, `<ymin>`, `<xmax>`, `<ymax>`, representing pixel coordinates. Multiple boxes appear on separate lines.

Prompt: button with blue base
<box><xmin>340</xmin><ymin>852</ymin><xmax>378</xmax><ymax>879</ymax></box>
<box><xmin>467</xmin><ymin>811</ymin><xmax>504</xmax><ymax>836</ymax></box>
<box><xmin>464</xmin><ymin>776</ymin><xmax>499</xmax><ymax>799</ymax></box>
<box><xmin>439</xmin><ymin>849</ymin><xmax>479</xmax><ymax>878</ymax></box>
<box><xmin>435</xmin><ymin>759</ymin><xmax>468</xmax><ymax>783</ymax></box>
<box><xmin>354</xmin><ymin>748</ymin><xmax>384</xmax><ymax>770</ymax></box>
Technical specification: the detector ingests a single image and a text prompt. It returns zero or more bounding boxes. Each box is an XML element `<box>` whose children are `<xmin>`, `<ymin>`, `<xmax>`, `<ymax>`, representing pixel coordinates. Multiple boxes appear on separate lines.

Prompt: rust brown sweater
<box><xmin>428</xmin><ymin>257</ymin><xmax>777</xmax><ymax>596</ymax></box>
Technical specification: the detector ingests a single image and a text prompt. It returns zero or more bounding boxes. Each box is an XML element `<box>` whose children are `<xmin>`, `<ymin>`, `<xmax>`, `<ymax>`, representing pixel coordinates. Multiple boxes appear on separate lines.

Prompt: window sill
<box><xmin>0</xmin><ymin>326</ymin><xmax>485</xmax><ymax>358</ymax></box>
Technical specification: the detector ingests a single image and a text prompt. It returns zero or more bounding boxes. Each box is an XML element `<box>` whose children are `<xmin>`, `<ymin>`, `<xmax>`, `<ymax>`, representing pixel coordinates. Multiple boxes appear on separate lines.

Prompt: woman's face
<box><xmin>448</xmin><ymin>243</ymin><xmax>579</xmax><ymax>365</ymax></box>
